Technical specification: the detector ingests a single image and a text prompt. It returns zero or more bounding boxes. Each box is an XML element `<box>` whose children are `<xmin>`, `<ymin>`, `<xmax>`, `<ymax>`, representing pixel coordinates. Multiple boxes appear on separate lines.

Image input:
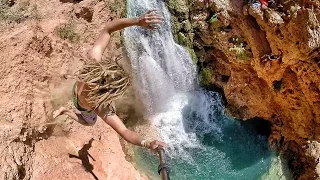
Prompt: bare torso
<box><xmin>76</xmin><ymin>81</ymin><xmax>92</xmax><ymax>111</ymax></box>
<box><xmin>53</xmin><ymin>12</ymin><xmax>167</xmax><ymax>151</ymax></box>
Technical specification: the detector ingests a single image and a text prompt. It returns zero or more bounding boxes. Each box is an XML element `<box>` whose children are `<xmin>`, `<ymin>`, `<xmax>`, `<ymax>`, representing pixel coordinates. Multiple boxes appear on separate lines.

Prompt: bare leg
<box><xmin>53</xmin><ymin>107</ymin><xmax>77</xmax><ymax>120</ymax></box>
<box><xmin>53</xmin><ymin>107</ymin><xmax>93</xmax><ymax>126</ymax></box>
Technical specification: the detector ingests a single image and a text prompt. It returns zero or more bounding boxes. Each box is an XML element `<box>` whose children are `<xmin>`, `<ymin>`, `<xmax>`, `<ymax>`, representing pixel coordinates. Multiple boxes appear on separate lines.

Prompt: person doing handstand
<box><xmin>53</xmin><ymin>10</ymin><xmax>166</xmax><ymax>152</ymax></box>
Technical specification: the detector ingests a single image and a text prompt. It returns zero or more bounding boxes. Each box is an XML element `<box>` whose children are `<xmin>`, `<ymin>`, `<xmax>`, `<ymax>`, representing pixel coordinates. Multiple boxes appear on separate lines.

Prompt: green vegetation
<box><xmin>167</xmin><ymin>0</ymin><xmax>188</xmax><ymax>15</ymax></box>
<box><xmin>56</xmin><ymin>20</ymin><xmax>80</xmax><ymax>43</ymax></box>
<box><xmin>0</xmin><ymin>1</ymin><xmax>41</xmax><ymax>23</ymax></box>
<box><xmin>120</xmin><ymin>0</ymin><xmax>127</xmax><ymax>18</ymax></box>
<box><xmin>171</xmin><ymin>16</ymin><xmax>182</xmax><ymax>42</ymax></box>
<box><xmin>187</xmin><ymin>47</ymin><xmax>198</xmax><ymax>64</ymax></box>
<box><xmin>208</xmin><ymin>13</ymin><xmax>226</xmax><ymax>30</ymax></box>
<box><xmin>208</xmin><ymin>13</ymin><xmax>219</xmax><ymax>24</ymax></box>
<box><xmin>165</xmin><ymin>0</ymin><xmax>199</xmax><ymax>66</ymax></box>
<box><xmin>178</xmin><ymin>32</ymin><xmax>192</xmax><ymax>48</ymax></box>
<box><xmin>102</xmin><ymin>0</ymin><xmax>126</xmax><ymax>17</ymax></box>
<box><xmin>98</xmin><ymin>0</ymin><xmax>126</xmax><ymax>17</ymax></box>
<box><xmin>200</xmin><ymin>67</ymin><xmax>213</xmax><ymax>86</ymax></box>
<box><xmin>228</xmin><ymin>36</ymin><xmax>251</xmax><ymax>60</ymax></box>
<box><xmin>191</xmin><ymin>22</ymin><xmax>200</xmax><ymax>30</ymax></box>
<box><xmin>108</xmin><ymin>1</ymin><xmax>119</xmax><ymax>13</ymax></box>
<box><xmin>187</xmin><ymin>0</ymin><xmax>195</xmax><ymax>8</ymax></box>
<box><xmin>0</xmin><ymin>1</ymin><xmax>28</xmax><ymax>23</ymax></box>
<box><xmin>229</xmin><ymin>44</ymin><xmax>252</xmax><ymax>61</ymax></box>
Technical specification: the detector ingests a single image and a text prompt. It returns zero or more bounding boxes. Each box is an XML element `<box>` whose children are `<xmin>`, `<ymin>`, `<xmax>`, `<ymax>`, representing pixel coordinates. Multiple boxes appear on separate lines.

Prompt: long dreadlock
<box><xmin>75</xmin><ymin>55</ymin><xmax>130</xmax><ymax>112</ymax></box>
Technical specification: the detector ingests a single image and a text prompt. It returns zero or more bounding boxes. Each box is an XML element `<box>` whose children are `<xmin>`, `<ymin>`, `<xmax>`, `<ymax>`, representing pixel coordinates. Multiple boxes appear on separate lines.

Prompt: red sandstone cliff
<box><xmin>166</xmin><ymin>0</ymin><xmax>320</xmax><ymax>178</ymax></box>
<box><xmin>184</xmin><ymin>0</ymin><xmax>320</xmax><ymax>179</ymax></box>
<box><xmin>0</xmin><ymin>0</ymin><xmax>146</xmax><ymax>179</ymax></box>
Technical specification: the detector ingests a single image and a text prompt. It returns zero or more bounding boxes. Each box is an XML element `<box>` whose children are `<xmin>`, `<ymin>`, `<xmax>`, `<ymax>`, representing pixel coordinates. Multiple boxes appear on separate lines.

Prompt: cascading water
<box><xmin>123</xmin><ymin>0</ymin><xmax>196</xmax><ymax>114</ymax></box>
<box><xmin>124</xmin><ymin>0</ymin><xmax>292</xmax><ymax>179</ymax></box>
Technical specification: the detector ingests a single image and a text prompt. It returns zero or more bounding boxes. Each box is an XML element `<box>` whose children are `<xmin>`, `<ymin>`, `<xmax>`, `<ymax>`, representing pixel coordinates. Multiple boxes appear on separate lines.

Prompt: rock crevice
<box><xmin>0</xmin><ymin>0</ymin><xmax>146</xmax><ymax>179</ymax></box>
<box><xmin>166</xmin><ymin>0</ymin><xmax>320</xmax><ymax>178</ymax></box>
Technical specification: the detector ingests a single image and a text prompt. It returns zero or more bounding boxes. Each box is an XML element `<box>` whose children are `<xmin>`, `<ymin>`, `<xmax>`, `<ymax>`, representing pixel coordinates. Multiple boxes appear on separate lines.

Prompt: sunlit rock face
<box><xmin>166</xmin><ymin>0</ymin><xmax>320</xmax><ymax>179</ymax></box>
<box><xmin>0</xmin><ymin>0</ymin><xmax>146</xmax><ymax>179</ymax></box>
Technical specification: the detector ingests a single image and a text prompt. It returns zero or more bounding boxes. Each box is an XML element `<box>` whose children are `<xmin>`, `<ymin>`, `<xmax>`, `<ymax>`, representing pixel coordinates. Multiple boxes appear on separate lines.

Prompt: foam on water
<box><xmin>151</xmin><ymin>90</ymin><xmax>227</xmax><ymax>161</ymax></box>
<box><xmin>124</xmin><ymin>0</ymin><xmax>197</xmax><ymax>115</ymax></box>
<box><xmin>124</xmin><ymin>0</ymin><xmax>202</xmax><ymax>159</ymax></box>
<box><xmin>124</xmin><ymin>0</ymin><xmax>291</xmax><ymax>179</ymax></box>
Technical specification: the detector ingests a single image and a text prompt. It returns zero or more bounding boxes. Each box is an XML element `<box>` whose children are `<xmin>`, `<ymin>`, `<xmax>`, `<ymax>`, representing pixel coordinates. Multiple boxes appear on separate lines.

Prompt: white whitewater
<box><xmin>124</xmin><ymin>0</ymin><xmax>292</xmax><ymax>179</ymax></box>
<box><xmin>124</xmin><ymin>0</ymin><xmax>197</xmax><ymax>115</ymax></box>
<box><xmin>123</xmin><ymin>0</ymin><xmax>213</xmax><ymax>160</ymax></box>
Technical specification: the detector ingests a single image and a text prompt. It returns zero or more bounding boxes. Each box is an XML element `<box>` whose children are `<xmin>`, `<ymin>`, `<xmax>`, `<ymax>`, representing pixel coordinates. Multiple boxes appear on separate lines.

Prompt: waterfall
<box><xmin>124</xmin><ymin>0</ymin><xmax>213</xmax><ymax>159</ymax></box>
<box><xmin>124</xmin><ymin>0</ymin><xmax>197</xmax><ymax>115</ymax></box>
<box><xmin>124</xmin><ymin>0</ymin><xmax>251</xmax><ymax>160</ymax></box>
<box><xmin>124</xmin><ymin>0</ymin><xmax>280</xmax><ymax>179</ymax></box>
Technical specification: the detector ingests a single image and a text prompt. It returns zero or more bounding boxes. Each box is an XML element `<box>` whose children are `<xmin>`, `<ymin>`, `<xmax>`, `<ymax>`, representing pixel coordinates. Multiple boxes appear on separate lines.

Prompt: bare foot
<box><xmin>53</xmin><ymin>107</ymin><xmax>67</xmax><ymax>119</ymax></box>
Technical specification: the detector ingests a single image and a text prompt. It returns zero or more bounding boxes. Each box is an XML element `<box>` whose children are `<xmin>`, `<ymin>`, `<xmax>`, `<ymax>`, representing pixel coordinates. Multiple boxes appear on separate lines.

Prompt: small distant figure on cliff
<box><xmin>247</xmin><ymin>0</ymin><xmax>274</xmax><ymax>9</ymax></box>
<box><xmin>53</xmin><ymin>10</ymin><xmax>166</xmax><ymax>154</ymax></box>
<box><xmin>260</xmin><ymin>53</ymin><xmax>281</xmax><ymax>62</ymax></box>
<box><xmin>248</xmin><ymin>0</ymin><xmax>262</xmax><ymax>9</ymax></box>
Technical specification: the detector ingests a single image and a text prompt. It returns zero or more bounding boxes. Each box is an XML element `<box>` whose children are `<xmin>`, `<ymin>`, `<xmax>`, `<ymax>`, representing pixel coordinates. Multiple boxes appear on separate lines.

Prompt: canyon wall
<box><xmin>0</xmin><ymin>0</ymin><xmax>146</xmax><ymax>179</ymax></box>
<box><xmin>166</xmin><ymin>0</ymin><xmax>320</xmax><ymax>179</ymax></box>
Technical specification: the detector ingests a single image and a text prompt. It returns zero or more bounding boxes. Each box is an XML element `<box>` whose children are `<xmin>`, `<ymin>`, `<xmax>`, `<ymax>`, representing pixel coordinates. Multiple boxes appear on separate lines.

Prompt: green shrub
<box><xmin>186</xmin><ymin>47</ymin><xmax>198</xmax><ymax>64</ymax></box>
<box><xmin>0</xmin><ymin>5</ymin><xmax>9</xmax><ymax>21</ymax></box>
<box><xmin>178</xmin><ymin>32</ymin><xmax>192</xmax><ymax>48</ymax></box>
<box><xmin>208</xmin><ymin>13</ymin><xmax>225</xmax><ymax>30</ymax></box>
<box><xmin>208</xmin><ymin>13</ymin><xmax>218</xmax><ymax>24</ymax></box>
<box><xmin>229</xmin><ymin>44</ymin><xmax>252</xmax><ymax>61</ymax></box>
<box><xmin>56</xmin><ymin>20</ymin><xmax>80</xmax><ymax>43</ymax></box>
<box><xmin>109</xmin><ymin>1</ymin><xmax>119</xmax><ymax>13</ymax></box>
<box><xmin>0</xmin><ymin>1</ymin><xmax>29</xmax><ymax>23</ymax></box>
<box><xmin>0</xmin><ymin>1</ymin><xmax>41</xmax><ymax>23</ymax></box>
<box><xmin>200</xmin><ymin>67</ymin><xmax>212</xmax><ymax>86</ymax></box>
<box><xmin>120</xmin><ymin>0</ymin><xmax>127</xmax><ymax>18</ymax></box>
<box><xmin>99</xmin><ymin>0</ymin><xmax>126</xmax><ymax>17</ymax></box>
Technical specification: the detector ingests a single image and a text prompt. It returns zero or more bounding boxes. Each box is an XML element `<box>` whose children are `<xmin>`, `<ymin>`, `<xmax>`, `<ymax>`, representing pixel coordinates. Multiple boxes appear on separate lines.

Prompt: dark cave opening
<box><xmin>241</xmin><ymin>117</ymin><xmax>272</xmax><ymax>137</ymax></box>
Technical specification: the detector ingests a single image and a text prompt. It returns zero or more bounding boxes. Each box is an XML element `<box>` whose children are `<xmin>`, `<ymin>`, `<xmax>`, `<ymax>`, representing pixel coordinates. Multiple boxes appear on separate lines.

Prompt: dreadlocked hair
<box><xmin>75</xmin><ymin>55</ymin><xmax>130</xmax><ymax>112</ymax></box>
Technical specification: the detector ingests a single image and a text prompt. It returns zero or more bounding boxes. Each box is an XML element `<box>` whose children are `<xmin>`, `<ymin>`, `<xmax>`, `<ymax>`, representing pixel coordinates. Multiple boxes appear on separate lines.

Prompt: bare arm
<box><xmin>93</xmin><ymin>103</ymin><xmax>167</xmax><ymax>151</ymax></box>
<box><xmin>101</xmin><ymin>114</ymin><xmax>167</xmax><ymax>151</ymax></box>
<box><xmin>88</xmin><ymin>18</ymin><xmax>139</xmax><ymax>62</ymax></box>
<box><xmin>88</xmin><ymin>10</ymin><xmax>163</xmax><ymax>62</ymax></box>
<box><xmin>103</xmin><ymin>114</ymin><xmax>143</xmax><ymax>146</ymax></box>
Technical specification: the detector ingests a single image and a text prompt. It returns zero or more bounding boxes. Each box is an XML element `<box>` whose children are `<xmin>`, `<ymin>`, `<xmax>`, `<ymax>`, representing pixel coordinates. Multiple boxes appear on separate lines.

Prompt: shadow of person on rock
<box><xmin>69</xmin><ymin>138</ymin><xmax>98</xmax><ymax>180</ymax></box>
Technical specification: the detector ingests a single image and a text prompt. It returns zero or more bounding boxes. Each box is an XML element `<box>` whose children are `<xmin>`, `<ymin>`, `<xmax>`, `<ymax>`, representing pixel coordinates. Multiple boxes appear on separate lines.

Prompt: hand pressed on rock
<box><xmin>138</xmin><ymin>10</ymin><xmax>163</xmax><ymax>29</ymax></box>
